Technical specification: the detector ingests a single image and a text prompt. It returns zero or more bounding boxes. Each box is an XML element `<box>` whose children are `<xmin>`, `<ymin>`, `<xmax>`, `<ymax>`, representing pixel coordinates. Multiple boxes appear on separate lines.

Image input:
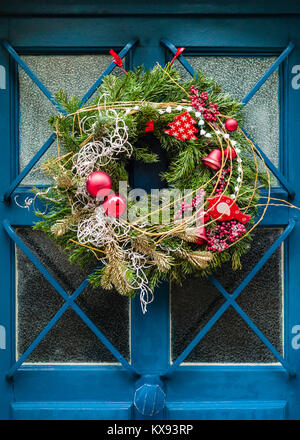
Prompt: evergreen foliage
<box><xmin>34</xmin><ymin>64</ymin><xmax>268</xmax><ymax>297</ymax></box>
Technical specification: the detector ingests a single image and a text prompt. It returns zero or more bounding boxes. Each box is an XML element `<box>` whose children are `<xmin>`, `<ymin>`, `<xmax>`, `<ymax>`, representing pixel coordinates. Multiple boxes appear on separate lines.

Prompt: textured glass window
<box><xmin>174</xmin><ymin>56</ymin><xmax>280</xmax><ymax>168</ymax></box>
<box><xmin>18</xmin><ymin>55</ymin><xmax>117</xmax><ymax>185</ymax></box>
<box><xmin>16</xmin><ymin>228</ymin><xmax>130</xmax><ymax>363</ymax></box>
<box><xmin>171</xmin><ymin>228</ymin><xmax>284</xmax><ymax>364</ymax></box>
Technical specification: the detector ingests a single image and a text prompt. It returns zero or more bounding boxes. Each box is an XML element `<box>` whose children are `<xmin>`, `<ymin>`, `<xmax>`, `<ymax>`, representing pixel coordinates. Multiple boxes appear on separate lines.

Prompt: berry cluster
<box><xmin>215</xmin><ymin>167</ymin><xmax>231</xmax><ymax>195</ymax></box>
<box><xmin>174</xmin><ymin>189</ymin><xmax>205</xmax><ymax>218</ymax></box>
<box><xmin>207</xmin><ymin>220</ymin><xmax>246</xmax><ymax>252</ymax></box>
<box><xmin>190</xmin><ymin>86</ymin><xmax>219</xmax><ymax>122</ymax></box>
<box><xmin>192</xmin><ymin>189</ymin><xmax>205</xmax><ymax>208</ymax></box>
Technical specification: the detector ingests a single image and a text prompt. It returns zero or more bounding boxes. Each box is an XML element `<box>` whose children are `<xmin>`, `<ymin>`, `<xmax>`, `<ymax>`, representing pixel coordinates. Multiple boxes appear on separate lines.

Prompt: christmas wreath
<box><xmin>33</xmin><ymin>63</ymin><xmax>270</xmax><ymax>312</ymax></box>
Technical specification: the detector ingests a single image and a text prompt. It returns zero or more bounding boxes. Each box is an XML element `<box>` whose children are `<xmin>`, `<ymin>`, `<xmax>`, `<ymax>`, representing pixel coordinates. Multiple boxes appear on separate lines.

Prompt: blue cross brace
<box><xmin>160</xmin><ymin>39</ymin><xmax>297</xmax><ymax>377</ymax></box>
<box><xmin>3</xmin><ymin>220</ymin><xmax>137</xmax><ymax>379</ymax></box>
<box><xmin>242</xmin><ymin>42</ymin><xmax>295</xmax><ymax>105</ymax></box>
<box><xmin>2</xmin><ymin>38</ymin><xmax>138</xmax><ymax>201</ymax></box>
<box><xmin>2</xmin><ymin>40</ymin><xmax>68</xmax><ymax>115</ymax></box>
<box><xmin>164</xmin><ymin>219</ymin><xmax>296</xmax><ymax>377</ymax></box>
<box><xmin>2</xmin><ymin>39</ymin><xmax>139</xmax><ymax>380</ymax></box>
<box><xmin>160</xmin><ymin>39</ymin><xmax>199</xmax><ymax>79</ymax></box>
<box><xmin>242</xmin><ymin>129</ymin><xmax>295</xmax><ymax>199</ymax></box>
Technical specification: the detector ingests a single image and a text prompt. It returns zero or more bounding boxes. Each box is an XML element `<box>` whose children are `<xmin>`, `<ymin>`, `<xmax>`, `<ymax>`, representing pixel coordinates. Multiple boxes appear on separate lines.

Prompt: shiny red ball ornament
<box><xmin>202</xmin><ymin>149</ymin><xmax>222</xmax><ymax>170</ymax></box>
<box><xmin>224</xmin><ymin>146</ymin><xmax>237</xmax><ymax>159</ymax></box>
<box><xmin>225</xmin><ymin>118</ymin><xmax>238</xmax><ymax>132</ymax></box>
<box><xmin>86</xmin><ymin>171</ymin><xmax>112</xmax><ymax>198</ymax></box>
<box><xmin>103</xmin><ymin>193</ymin><xmax>127</xmax><ymax>217</ymax></box>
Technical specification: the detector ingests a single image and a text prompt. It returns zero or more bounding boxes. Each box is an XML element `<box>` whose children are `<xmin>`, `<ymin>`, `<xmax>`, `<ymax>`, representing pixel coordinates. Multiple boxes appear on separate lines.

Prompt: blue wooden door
<box><xmin>1</xmin><ymin>3</ymin><xmax>300</xmax><ymax>420</ymax></box>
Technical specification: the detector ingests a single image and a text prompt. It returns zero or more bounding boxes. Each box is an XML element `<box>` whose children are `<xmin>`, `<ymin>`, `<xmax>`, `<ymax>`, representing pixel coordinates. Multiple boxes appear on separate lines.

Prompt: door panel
<box><xmin>18</xmin><ymin>54</ymin><xmax>117</xmax><ymax>185</ymax></box>
<box><xmin>0</xmin><ymin>9</ymin><xmax>300</xmax><ymax>420</ymax></box>
<box><xmin>16</xmin><ymin>228</ymin><xmax>130</xmax><ymax>364</ymax></box>
<box><xmin>171</xmin><ymin>228</ymin><xmax>284</xmax><ymax>364</ymax></box>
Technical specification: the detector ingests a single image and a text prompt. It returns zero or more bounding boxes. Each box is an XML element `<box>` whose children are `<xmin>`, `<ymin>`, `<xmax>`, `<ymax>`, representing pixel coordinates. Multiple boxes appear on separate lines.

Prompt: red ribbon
<box><xmin>169</xmin><ymin>47</ymin><xmax>185</xmax><ymax>67</ymax></box>
<box><xmin>109</xmin><ymin>49</ymin><xmax>128</xmax><ymax>75</ymax></box>
<box><xmin>145</xmin><ymin>120</ymin><xmax>154</xmax><ymax>133</ymax></box>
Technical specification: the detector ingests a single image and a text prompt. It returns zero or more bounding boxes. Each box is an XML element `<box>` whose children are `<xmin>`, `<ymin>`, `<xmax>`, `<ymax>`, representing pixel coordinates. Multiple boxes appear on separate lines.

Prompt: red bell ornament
<box><xmin>225</xmin><ymin>118</ymin><xmax>238</xmax><ymax>132</ymax></box>
<box><xmin>86</xmin><ymin>171</ymin><xmax>112</xmax><ymax>199</ymax></box>
<box><xmin>202</xmin><ymin>149</ymin><xmax>222</xmax><ymax>170</ymax></box>
<box><xmin>195</xmin><ymin>226</ymin><xmax>208</xmax><ymax>245</ymax></box>
<box><xmin>103</xmin><ymin>193</ymin><xmax>127</xmax><ymax>217</ymax></box>
<box><xmin>224</xmin><ymin>146</ymin><xmax>237</xmax><ymax>159</ymax></box>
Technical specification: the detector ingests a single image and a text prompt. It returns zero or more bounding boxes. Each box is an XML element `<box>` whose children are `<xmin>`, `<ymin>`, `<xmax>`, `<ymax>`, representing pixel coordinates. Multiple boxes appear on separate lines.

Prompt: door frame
<box><xmin>0</xmin><ymin>4</ymin><xmax>300</xmax><ymax>420</ymax></box>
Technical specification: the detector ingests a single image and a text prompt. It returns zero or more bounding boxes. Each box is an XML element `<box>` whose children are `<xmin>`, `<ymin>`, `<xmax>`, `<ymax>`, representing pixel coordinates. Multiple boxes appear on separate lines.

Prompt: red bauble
<box><xmin>224</xmin><ymin>146</ymin><xmax>237</xmax><ymax>159</ymax></box>
<box><xmin>225</xmin><ymin>118</ymin><xmax>238</xmax><ymax>132</ymax></box>
<box><xmin>86</xmin><ymin>171</ymin><xmax>112</xmax><ymax>198</ymax></box>
<box><xmin>103</xmin><ymin>193</ymin><xmax>127</xmax><ymax>217</ymax></box>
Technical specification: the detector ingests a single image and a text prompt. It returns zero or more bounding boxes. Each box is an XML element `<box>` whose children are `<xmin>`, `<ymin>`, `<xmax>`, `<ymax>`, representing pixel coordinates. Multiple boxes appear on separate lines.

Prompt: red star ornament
<box><xmin>164</xmin><ymin>111</ymin><xmax>198</xmax><ymax>141</ymax></box>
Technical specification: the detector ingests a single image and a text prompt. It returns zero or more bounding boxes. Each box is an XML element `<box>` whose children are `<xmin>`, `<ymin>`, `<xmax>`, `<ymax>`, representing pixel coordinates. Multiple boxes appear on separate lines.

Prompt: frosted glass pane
<box><xmin>185</xmin><ymin>307</ymin><xmax>278</xmax><ymax>363</ymax></box>
<box><xmin>16</xmin><ymin>228</ymin><xmax>130</xmax><ymax>363</ymax></box>
<box><xmin>18</xmin><ymin>55</ymin><xmax>116</xmax><ymax>185</ymax></box>
<box><xmin>171</xmin><ymin>228</ymin><xmax>283</xmax><ymax>363</ymax></box>
<box><xmin>174</xmin><ymin>56</ymin><xmax>280</xmax><ymax>167</ymax></box>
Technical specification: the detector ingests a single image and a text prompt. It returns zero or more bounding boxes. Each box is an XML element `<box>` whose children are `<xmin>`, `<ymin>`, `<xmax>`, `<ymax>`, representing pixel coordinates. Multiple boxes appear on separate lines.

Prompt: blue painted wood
<box><xmin>161</xmin><ymin>39</ymin><xmax>197</xmax><ymax>78</ymax></box>
<box><xmin>80</xmin><ymin>39</ymin><xmax>138</xmax><ymax>106</ymax></box>
<box><xmin>134</xmin><ymin>376</ymin><xmax>166</xmax><ymax>416</ymax></box>
<box><xmin>130</xmin><ymin>46</ymin><xmax>170</xmax><ymax>380</ymax></box>
<box><xmin>131</xmin><ymin>283</ymin><xmax>170</xmax><ymax>376</ymax></box>
<box><xmin>0</xmin><ymin>21</ymin><xmax>15</xmax><ymax>420</ymax></box>
<box><xmin>2</xmin><ymin>0</ymin><xmax>300</xmax><ymax>16</ymax></box>
<box><xmin>2</xmin><ymin>39</ymin><xmax>137</xmax><ymax>201</ymax></box>
<box><xmin>242</xmin><ymin>41</ymin><xmax>295</xmax><ymax>104</ymax></box>
<box><xmin>283</xmin><ymin>42</ymin><xmax>300</xmax><ymax>421</ymax></box>
<box><xmin>2</xmin><ymin>40</ymin><xmax>67</xmax><ymax>114</ymax></box>
<box><xmin>164</xmin><ymin>220</ymin><xmax>296</xmax><ymax>376</ymax></box>
<box><xmin>3</xmin><ymin>220</ymin><xmax>137</xmax><ymax>378</ymax></box>
<box><xmin>242</xmin><ymin>128</ymin><xmax>296</xmax><ymax>199</ymax></box>
<box><xmin>6</xmin><ymin>278</ymin><xmax>90</xmax><ymax>379</ymax></box>
<box><xmin>209</xmin><ymin>275</ymin><xmax>294</xmax><ymax>375</ymax></box>
<box><xmin>3</xmin><ymin>133</ymin><xmax>56</xmax><ymax>201</ymax></box>
<box><xmin>13</xmin><ymin>365</ymin><xmax>135</xmax><ymax>400</ymax></box>
<box><xmin>6</xmin><ymin>16</ymin><xmax>300</xmax><ymax>52</ymax></box>
<box><xmin>11</xmin><ymin>402</ymin><xmax>133</xmax><ymax>420</ymax></box>
<box><xmin>166</xmin><ymin>401</ymin><xmax>287</xmax><ymax>420</ymax></box>
<box><xmin>166</xmin><ymin>367</ymin><xmax>289</xmax><ymax>400</ymax></box>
